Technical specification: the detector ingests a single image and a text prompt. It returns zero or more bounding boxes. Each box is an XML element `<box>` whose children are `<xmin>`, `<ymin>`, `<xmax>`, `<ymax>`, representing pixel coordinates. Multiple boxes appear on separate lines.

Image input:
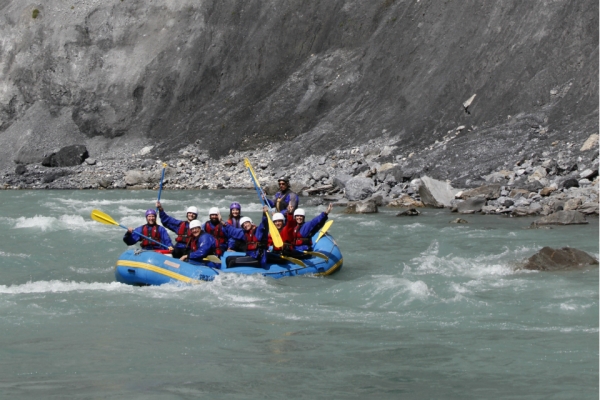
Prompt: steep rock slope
<box><xmin>0</xmin><ymin>0</ymin><xmax>597</xmax><ymax>176</ymax></box>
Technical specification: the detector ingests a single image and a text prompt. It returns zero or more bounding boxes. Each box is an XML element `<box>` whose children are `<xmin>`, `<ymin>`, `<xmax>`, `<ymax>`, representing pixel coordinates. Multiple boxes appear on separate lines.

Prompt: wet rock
<box><xmin>345</xmin><ymin>177</ymin><xmax>374</xmax><ymax>201</ymax></box>
<box><xmin>418</xmin><ymin>176</ymin><xmax>457</xmax><ymax>208</ymax></box>
<box><xmin>522</xmin><ymin>247</ymin><xmax>598</xmax><ymax>271</ymax></box>
<box><xmin>457</xmin><ymin>196</ymin><xmax>487</xmax><ymax>213</ymax></box>
<box><xmin>450</xmin><ymin>218</ymin><xmax>469</xmax><ymax>223</ymax></box>
<box><xmin>345</xmin><ymin>200</ymin><xmax>378</xmax><ymax>214</ymax></box>
<box><xmin>532</xmin><ymin>210</ymin><xmax>588</xmax><ymax>226</ymax></box>
<box><xmin>42</xmin><ymin>145</ymin><xmax>89</xmax><ymax>167</ymax></box>
<box><xmin>396</xmin><ymin>208</ymin><xmax>421</xmax><ymax>216</ymax></box>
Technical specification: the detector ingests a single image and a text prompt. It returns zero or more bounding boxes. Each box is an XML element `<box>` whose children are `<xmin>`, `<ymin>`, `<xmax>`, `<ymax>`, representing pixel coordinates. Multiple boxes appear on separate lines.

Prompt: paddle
<box><xmin>269</xmin><ymin>252</ymin><xmax>306</xmax><ymax>267</ymax></box>
<box><xmin>243</xmin><ymin>158</ymin><xmax>283</xmax><ymax>248</ymax></box>
<box><xmin>315</xmin><ymin>220</ymin><xmax>334</xmax><ymax>243</ymax></box>
<box><xmin>156</xmin><ymin>162</ymin><xmax>167</xmax><ymax>212</ymax></box>
<box><xmin>302</xmin><ymin>250</ymin><xmax>329</xmax><ymax>261</ymax></box>
<box><xmin>91</xmin><ymin>209</ymin><xmax>170</xmax><ymax>249</ymax></box>
<box><xmin>203</xmin><ymin>255</ymin><xmax>222</xmax><ymax>263</ymax></box>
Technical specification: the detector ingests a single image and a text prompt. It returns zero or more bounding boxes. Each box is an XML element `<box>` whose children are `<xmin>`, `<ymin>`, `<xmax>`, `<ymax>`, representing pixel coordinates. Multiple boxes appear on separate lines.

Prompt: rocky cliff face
<box><xmin>0</xmin><ymin>0</ymin><xmax>597</xmax><ymax>176</ymax></box>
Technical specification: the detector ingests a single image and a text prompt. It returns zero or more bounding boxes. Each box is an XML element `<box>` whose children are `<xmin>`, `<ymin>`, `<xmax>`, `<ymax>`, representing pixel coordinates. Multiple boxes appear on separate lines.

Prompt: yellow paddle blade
<box><xmin>203</xmin><ymin>255</ymin><xmax>222</xmax><ymax>263</ymax></box>
<box><xmin>266</xmin><ymin>214</ymin><xmax>284</xmax><ymax>248</ymax></box>
<box><xmin>279</xmin><ymin>255</ymin><xmax>306</xmax><ymax>268</ymax></box>
<box><xmin>244</xmin><ymin>158</ymin><xmax>261</xmax><ymax>188</ymax></box>
<box><xmin>304</xmin><ymin>251</ymin><xmax>329</xmax><ymax>261</ymax></box>
<box><xmin>315</xmin><ymin>220</ymin><xmax>334</xmax><ymax>243</ymax></box>
<box><xmin>91</xmin><ymin>209</ymin><xmax>119</xmax><ymax>226</ymax></box>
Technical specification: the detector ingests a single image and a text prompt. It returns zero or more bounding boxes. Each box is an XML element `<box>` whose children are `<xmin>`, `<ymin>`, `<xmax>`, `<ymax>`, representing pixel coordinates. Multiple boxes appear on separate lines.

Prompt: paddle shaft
<box><xmin>156</xmin><ymin>164</ymin><xmax>166</xmax><ymax>212</ymax></box>
<box><xmin>121</xmin><ymin>224</ymin><xmax>170</xmax><ymax>249</ymax></box>
<box><xmin>245</xmin><ymin>163</ymin><xmax>283</xmax><ymax>248</ymax></box>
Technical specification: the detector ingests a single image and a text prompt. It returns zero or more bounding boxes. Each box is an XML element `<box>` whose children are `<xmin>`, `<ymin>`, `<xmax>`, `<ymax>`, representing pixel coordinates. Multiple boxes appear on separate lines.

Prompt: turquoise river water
<box><xmin>0</xmin><ymin>190</ymin><xmax>598</xmax><ymax>399</ymax></box>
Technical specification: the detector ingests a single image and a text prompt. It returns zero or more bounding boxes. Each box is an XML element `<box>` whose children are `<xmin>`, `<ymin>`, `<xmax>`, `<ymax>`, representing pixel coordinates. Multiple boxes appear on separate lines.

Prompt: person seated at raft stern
<box><xmin>286</xmin><ymin>203</ymin><xmax>333</xmax><ymax>254</ymax></box>
<box><xmin>179</xmin><ymin>220</ymin><xmax>218</xmax><ymax>265</ymax></box>
<box><xmin>123</xmin><ymin>209</ymin><xmax>174</xmax><ymax>251</ymax></box>
<box><xmin>221</xmin><ymin>215</ymin><xmax>270</xmax><ymax>269</ymax></box>
<box><xmin>227</xmin><ymin>202</ymin><xmax>244</xmax><ymax>228</ymax></box>
<box><xmin>204</xmin><ymin>207</ymin><xmax>229</xmax><ymax>257</ymax></box>
<box><xmin>265</xmin><ymin>175</ymin><xmax>299</xmax><ymax>216</ymax></box>
<box><xmin>156</xmin><ymin>201</ymin><xmax>198</xmax><ymax>259</ymax></box>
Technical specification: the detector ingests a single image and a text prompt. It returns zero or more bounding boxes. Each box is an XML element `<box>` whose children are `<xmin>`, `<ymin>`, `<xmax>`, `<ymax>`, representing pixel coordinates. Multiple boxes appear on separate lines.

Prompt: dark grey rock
<box><xmin>523</xmin><ymin>247</ymin><xmax>598</xmax><ymax>271</ymax></box>
<box><xmin>397</xmin><ymin>208</ymin><xmax>421</xmax><ymax>216</ymax></box>
<box><xmin>42</xmin><ymin>145</ymin><xmax>89</xmax><ymax>168</ymax></box>
<box><xmin>450</xmin><ymin>218</ymin><xmax>469</xmax><ymax>223</ymax></box>
<box><xmin>562</xmin><ymin>178</ymin><xmax>579</xmax><ymax>189</ymax></box>
<box><xmin>15</xmin><ymin>165</ymin><xmax>27</xmax><ymax>175</ymax></box>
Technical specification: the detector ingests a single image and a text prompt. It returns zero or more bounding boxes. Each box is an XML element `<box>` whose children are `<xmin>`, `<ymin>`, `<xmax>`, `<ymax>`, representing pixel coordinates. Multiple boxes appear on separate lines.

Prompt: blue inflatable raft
<box><xmin>114</xmin><ymin>231</ymin><xmax>343</xmax><ymax>285</ymax></box>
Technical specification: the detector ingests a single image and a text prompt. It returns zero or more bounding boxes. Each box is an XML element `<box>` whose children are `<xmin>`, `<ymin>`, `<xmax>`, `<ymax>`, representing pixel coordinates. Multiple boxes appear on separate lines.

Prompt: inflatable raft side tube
<box><xmin>115</xmin><ymin>260</ymin><xmax>209</xmax><ymax>284</ymax></box>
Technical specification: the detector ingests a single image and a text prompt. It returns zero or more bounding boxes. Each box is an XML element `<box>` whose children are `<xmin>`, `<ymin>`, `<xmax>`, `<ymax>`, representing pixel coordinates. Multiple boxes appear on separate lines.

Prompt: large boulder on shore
<box><xmin>460</xmin><ymin>184</ymin><xmax>501</xmax><ymax>200</ymax></box>
<box><xmin>523</xmin><ymin>247</ymin><xmax>598</xmax><ymax>271</ymax></box>
<box><xmin>418</xmin><ymin>176</ymin><xmax>458</xmax><ymax>208</ymax></box>
<box><xmin>42</xmin><ymin>145</ymin><xmax>89</xmax><ymax>167</ymax></box>
<box><xmin>532</xmin><ymin>210</ymin><xmax>588</xmax><ymax>226</ymax></box>
<box><xmin>345</xmin><ymin>177</ymin><xmax>374</xmax><ymax>201</ymax></box>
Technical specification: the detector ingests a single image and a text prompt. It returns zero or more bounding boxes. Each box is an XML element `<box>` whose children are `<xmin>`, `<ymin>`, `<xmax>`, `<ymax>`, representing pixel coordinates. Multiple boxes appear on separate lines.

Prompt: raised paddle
<box><xmin>156</xmin><ymin>162</ymin><xmax>167</xmax><ymax>212</ymax></box>
<box><xmin>315</xmin><ymin>220</ymin><xmax>334</xmax><ymax>243</ymax></box>
<box><xmin>243</xmin><ymin>158</ymin><xmax>283</xmax><ymax>248</ymax></box>
<box><xmin>91</xmin><ymin>209</ymin><xmax>170</xmax><ymax>249</ymax></box>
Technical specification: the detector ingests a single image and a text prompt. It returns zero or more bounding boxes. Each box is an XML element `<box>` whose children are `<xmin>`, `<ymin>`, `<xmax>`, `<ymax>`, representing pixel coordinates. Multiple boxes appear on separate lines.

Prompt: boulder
<box><xmin>378</xmin><ymin>164</ymin><xmax>403</xmax><ymax>182</ymax></box>
<box><xmin>124</xmin><ymin>170</ymin><xmax>146</xmax><ymax>186</ymax></box>
<box><xmin>579</xmin><ymin>134</ymin><xmax>599</xmax><ymax>151</ymax></box>
<box><xmin>42</xmin><ymin>145</ymin><xmax>89</xmax><ymax>167</ymax></box>
<box><xmin>98</xmin><ymin>177</ymin><xmax>113</xmax><ymax>188</ymax></box>
<box><xmin>311</xmin><ymin>169</ymin><xmax>329</xmax><ymax>181</ymax></box>
<box><xmin>561</xmin><ymin>178</ymin><xmax>579</xmax><ymax>189</ymax></box>
<box><xmin>396</xmin><ymin>208</ymin><xmax>421</xmax><ymax>216</ymax></box>
<box><xmin>345</xmin><ymin>177</ymin><xmax>374</xmax><ymax>201</ymax></box>
<box><xmin>579</xmin><ymin>169</ymin><xmax>598</xmax><ymax>180</ymax></box>
<box><xmin>578</xmin><ymin>202</ymin><xmax>599</xmax><ymax>215</ymax></box>
<box><xmin>532</xmin><ymin>210</ymin><xmax>588</xmax><ymax>226</ymax></box>
<box><xmin>460</xmin><ymin>184</ymin><xmax>501</xmax><ymax>200</ymax></box>
<box><xmin>332</xmin><ymin>173</ymin><xmax>353</xmax><ymax>189</ymax></box>
<box><xmin>450</xmin><ymin>218</ymin><xmax>469</xmax><ymax>224</ymax></box>
<box><xmin>345</xmin><ymin>200</ymin><xmax>378</xmax><ymax>214</ymax></box>
<box><xmin>523</xmin><ymin>247</ymin><xmax>598</xmax><ymax>271</ymax></box>
<box><xmin>540</xmin><ymin>187</ymin><xmax>556</xmax><ymax>196</ymax></box>
<box><xmin>563</xmin><ymin>198</ymin><xmax>582</xmax><ymax>211</ymax></box>
<box><xmin>509</xmin><ymin>188</ymin><xmax>531</xmax><ymax>198</ymax></box>
<box><xmin>15</xmin><ymin>165</ymin><xmax>27</xmax><ymax>175</ymax></box>
<box><xmin>387</xmin><ymin>194</ymin><xmax>424</xmax><ymax>208</ymax></box>
<box><xmin>418</xmin><ymin>176</ymin><xmax>458</xmax><ymax>208</ymax></box>
<box><xmin>456</xmin><ymin>196</ymin><xmax>487</xmax><ymax>213</ymax></box>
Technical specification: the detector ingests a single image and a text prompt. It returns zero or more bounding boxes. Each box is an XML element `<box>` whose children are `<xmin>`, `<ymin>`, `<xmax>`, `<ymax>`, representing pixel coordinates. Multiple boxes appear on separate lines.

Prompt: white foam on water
<box><xmin>358</xmin><ymin>220</ymin><xmax>378</xmax><ymax>227</ymax></box>
<box><xmin>0</xmin><ymin>251</ymin><xmax>30</xmax><ymax>259</ymax></box>
<box><xmin>403</xmin><ymin>222</ymin><xmax>425</xmax><ymax>230</ymax></box>
<box><xmin>12</xmin><ymin>215</ymin><xmax>90</xmax><ymax>232</ymax></box>
<box><xmin>0</xmin><ymin>280</ymin><xmax>132</xmax><ymax>294</ymax></box>
<box><xmin>69</xmin><ymin>266</ymin><xmax>114</xmax><ymax>274</ymax></box>
<box><xmin>362</xmin><ymin>275</ymin><xmax>434</xmax><ymax>307</ymax></box>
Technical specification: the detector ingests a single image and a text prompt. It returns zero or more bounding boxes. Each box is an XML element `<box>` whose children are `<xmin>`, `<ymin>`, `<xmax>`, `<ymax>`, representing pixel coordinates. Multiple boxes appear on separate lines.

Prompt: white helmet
<box><xmin>272</xmin><ymin>213</ymin><xmax>284</xmax><ymax>222</ymax></box>
<box><xmin>189</xmin><ymin>220</ymin><xmax>202</xmax><ymax>230</ymax></box>
<box><xmin>187</xmin><ymin>206</ymin><xmax>198</xmax><ymax>215</ymax></box>
<box><xmin>294</xmin><ymin>208</ymin><xmax>305</xmax><ymax>217</ymax></box>
<box><xmin>240</xmin><ymin>217</ymin><xmax>252</xmax><ymax>226</ymax></box>
<box><xmin>208</xmin><ymin>207</ymin><xmax>219</xmax><ymax>216</ymax></box>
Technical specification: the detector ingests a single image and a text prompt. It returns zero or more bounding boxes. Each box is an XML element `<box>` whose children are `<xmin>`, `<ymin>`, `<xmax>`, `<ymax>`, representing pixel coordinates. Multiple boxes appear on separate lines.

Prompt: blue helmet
<box><xmin>230</xmin><ymin>202</ymin><xmax>241</xmax><ymax>211</ymax></box>
<box><xmin>145</xmin><ymin>209</ymin><xmax>157</xmax><ymax>217</ymax></box>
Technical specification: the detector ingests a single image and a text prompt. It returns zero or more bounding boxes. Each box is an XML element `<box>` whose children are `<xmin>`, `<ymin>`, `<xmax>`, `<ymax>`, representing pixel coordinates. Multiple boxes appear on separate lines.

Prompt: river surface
<box><xmin>0</xmin><ymin>190</ymin><xmax>598</xmax><ymax>399</ymax></box>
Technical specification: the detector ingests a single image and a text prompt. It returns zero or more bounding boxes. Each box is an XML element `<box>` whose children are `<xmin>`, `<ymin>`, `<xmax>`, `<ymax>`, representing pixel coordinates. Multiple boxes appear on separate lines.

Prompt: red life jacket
<box><xmin>141</xmin><ymin>225</ymin><xmax>161</xmax><ymax>247</ymax></box>
<box><xmin>227</xmin><ymin>216</ymin><xmax>243</xmax><ymax>229</ymax></box>
<box><xmin>292</xmin><ymin>224</ymin><xmax>312</xmax><ymax>248</ymax></box>
<box><xmin>244</xmin><ymin>226</ymin><xmax>260</xmax><ymax>251</ymax></box>
<box><xmin>186</xmin><ymin>235</ymin><xmax>198</xmax><ymax>252</ymax></box>
<box><xmin>204</xmin><ymin>222</ymin><xmax>226</xmax><ymax>256</ymax></box>
<box><xmin>175</xmin><ymin>221</ymin><xmax>191</xmax><ymax>243</ymax></box>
